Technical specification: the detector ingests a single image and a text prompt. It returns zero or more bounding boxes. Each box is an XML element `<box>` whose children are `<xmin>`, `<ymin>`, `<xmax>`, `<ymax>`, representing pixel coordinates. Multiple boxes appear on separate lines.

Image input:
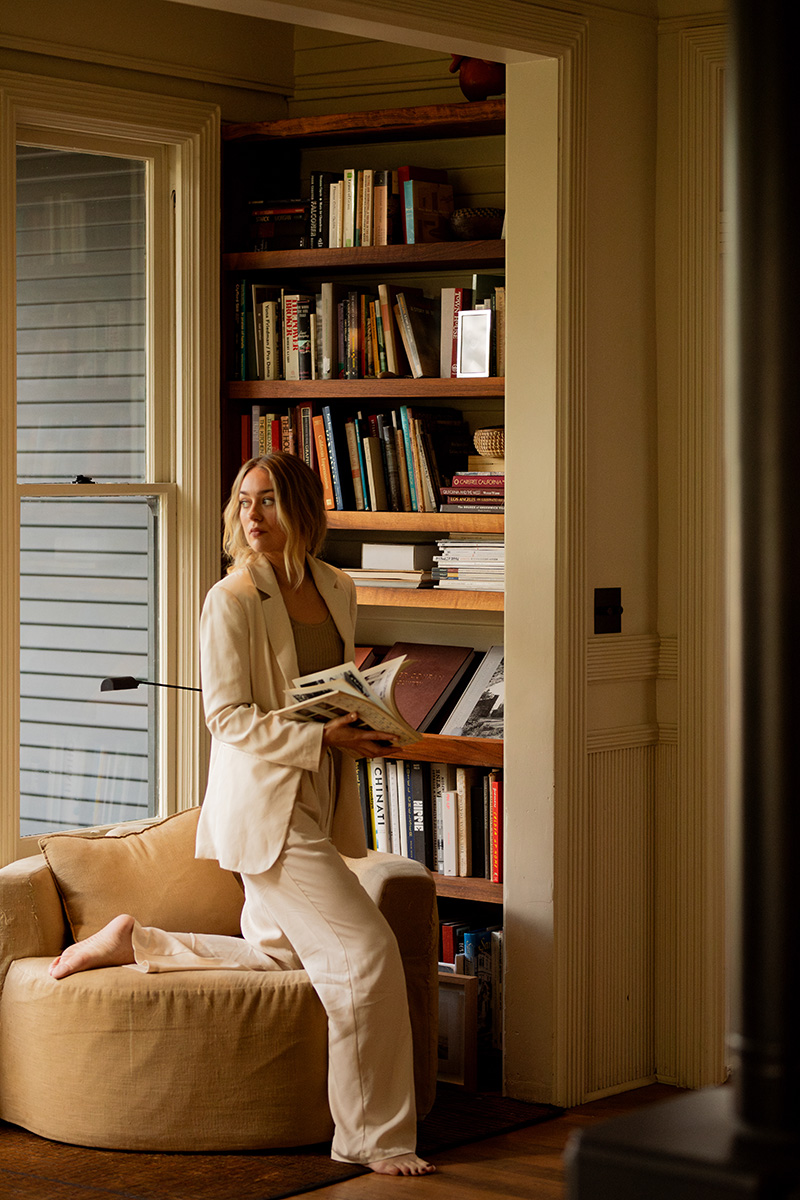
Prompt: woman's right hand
<box><xmin>322</xmin><ymin>712</ymin><xmax>399</xmax><ymax>759</ymax></box>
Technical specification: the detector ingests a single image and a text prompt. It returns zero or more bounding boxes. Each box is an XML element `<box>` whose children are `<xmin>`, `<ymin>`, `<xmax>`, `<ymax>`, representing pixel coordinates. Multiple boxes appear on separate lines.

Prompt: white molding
<box><xmin>588</xmin><ymin>724</ymin><xmax>660</xmax><ymax>752</ymax></box>
<box><xmin>587</xmin><ymin>634</ymin><xmax>661</xmax><ymax>682</ymax></box>
<box><xmin>0</xmin><ymin>33</ymin><xmax>288</xmax><ymax>97</ymax></box>
<box><xmin>660</xmin><ymin>22</ymin><xmax>727</xmax><ymax>1087</ymax></box>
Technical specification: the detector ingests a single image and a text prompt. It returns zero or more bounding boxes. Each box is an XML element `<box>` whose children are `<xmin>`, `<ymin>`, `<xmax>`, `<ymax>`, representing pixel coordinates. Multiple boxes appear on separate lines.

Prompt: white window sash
<box><xmin>0</xmin><ymin>71</ymin><xmax>220</xmax><ymax>864</ymax></box>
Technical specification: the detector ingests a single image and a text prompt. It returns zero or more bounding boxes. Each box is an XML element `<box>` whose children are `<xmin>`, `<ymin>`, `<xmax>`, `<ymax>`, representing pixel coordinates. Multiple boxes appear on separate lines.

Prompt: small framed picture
<box><xmin>456</xmin><ymin>308</ymin><xmax>492</xmax><ymax>378</ymax></box>
<box><xmin>437</xmin><ymin>971</ymin><xmax>478</xmax><ymax>1089</ymax></box>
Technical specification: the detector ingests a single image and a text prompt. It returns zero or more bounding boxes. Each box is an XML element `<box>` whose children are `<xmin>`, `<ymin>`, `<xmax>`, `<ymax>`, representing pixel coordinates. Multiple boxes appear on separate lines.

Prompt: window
<box><xmin>17</xmin><ymin>146</ymin><xmax>157</xmax><ymax>835</ymax></box>
<box><xmin>0</xmin><ymin>73</ymin><xmax>219</xmax><ymax>864</ymax></box>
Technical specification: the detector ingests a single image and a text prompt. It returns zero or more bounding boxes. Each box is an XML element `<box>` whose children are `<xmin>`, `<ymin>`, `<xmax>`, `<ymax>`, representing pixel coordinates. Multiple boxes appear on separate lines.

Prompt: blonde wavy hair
<box><xmin>222</xmin><ymin>453</ymin><xmax>327</xmax><ymax>587</ymax></box>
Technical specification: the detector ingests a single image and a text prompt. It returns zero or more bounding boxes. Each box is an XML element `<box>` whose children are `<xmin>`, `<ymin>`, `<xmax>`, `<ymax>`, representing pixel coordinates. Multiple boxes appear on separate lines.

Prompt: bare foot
<box><xmin>368</xmin><ymin>1153</ymin><xmax>436</xmax><ymax>1176</ymax></box>
<box><xmin>49</xmin><ymin>914</ymin><xmax>136</xmax><ymax>979</ymax></box>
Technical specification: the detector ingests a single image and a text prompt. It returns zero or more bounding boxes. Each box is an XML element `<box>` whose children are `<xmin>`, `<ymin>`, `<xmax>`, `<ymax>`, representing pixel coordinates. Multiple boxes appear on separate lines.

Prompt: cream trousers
<box><xmin>126</xmin><ymin>784</ymin><xmax>416</xmax><ymax>1165</ymax></box>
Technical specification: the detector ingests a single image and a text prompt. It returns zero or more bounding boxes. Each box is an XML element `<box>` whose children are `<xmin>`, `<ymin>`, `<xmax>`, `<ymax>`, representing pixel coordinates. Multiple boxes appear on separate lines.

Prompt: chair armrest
<box><xmin>0</xmin><ymin>854</ymin><xmax>67</xmax><ymax>994</ymax></box>
<box><xmin>344</xmin><ymin>850</ymin><xmax>439</xmax><ymax>1117</ymax></box>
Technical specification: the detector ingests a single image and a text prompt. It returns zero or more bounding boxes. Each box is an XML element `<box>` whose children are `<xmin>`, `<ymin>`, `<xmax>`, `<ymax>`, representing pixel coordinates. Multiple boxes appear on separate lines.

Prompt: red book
<box><xmin>490</xmin><ymin>774</ymin><xmax>503</xmax><ymax>883</ymax></box>
<box><xmin>451</xmin><ymin>473</ymin><xmax>505</xmax><ymax>488</ymax></box>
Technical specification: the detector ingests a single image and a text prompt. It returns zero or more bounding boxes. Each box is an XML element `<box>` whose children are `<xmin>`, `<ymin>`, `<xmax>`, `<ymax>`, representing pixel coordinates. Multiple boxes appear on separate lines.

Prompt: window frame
<box><xmin>0</xmin><ymin>71</ymin><xmax>220</xmax><ymax>864</ymax></box>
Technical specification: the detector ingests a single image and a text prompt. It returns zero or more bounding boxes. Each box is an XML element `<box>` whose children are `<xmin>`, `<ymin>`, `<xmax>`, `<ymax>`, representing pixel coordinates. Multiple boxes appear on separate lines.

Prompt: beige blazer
<box><xmin>195</xmin><ymin>555</ymin><xmax>368</xmax><ymax>874</ymax></box>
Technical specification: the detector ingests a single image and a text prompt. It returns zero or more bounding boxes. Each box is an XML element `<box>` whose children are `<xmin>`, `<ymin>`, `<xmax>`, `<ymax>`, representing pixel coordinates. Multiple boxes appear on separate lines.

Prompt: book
<box><xmin>380</xmin><ymin>642</ymin><xmax>478</xmax><ymax>734</ymax></box>
<box><xmin>311</xmin><ymin>414</ymin><xmax>335</xmax><ymax>510</ymax></box>
<box><xmin>342</xmin><ymin>168</ymin><xmax>357</xmax><ymax>247</ymax></box>
<box><xmin>283</xmin><ymin>655</ymin><xmax>419</xmax><ymax>745</ymax></box>
<box><xmin>440</xmin><ymin>645</ymin><xmax>505</xmax><ymax>738</ymax></box>
<box><xmin>455</xmin><ymin>765</ymin><xmax>475</xmax><ymax>876</ymax></box>
<box><xmin>321</xmin><ymin>404</ymin><xmax>356</xmax><ymax>510</ymax></box>
<box><xmin>441</xmin><ymin>789</ymin><xmax>459</xmax><ymax>876</ymax></box>
<box><xmin>283</xmin><ymin>293</ymin><xmax>314</xmax><ymax>381</ymax></box>
<box><xmin>362</xmin><ymin>436</ymin><xmax>389</xmax><ymax>511</ymax></box>
<box><xmin>403</xmin><ymin>177</ymin><xmax>454</xmax><ymax>244</ymax></box>
<box><xmin>310</xmin><ymin>170</ymin><xmax>343</xmax><ymax>249</ymax></box>
<box><xmin>369</xmin><ymin>757</ymin><xmax>391</xmax><ymax>852</ymax></box>
<box><xmin>361</xmin><ymin>542</ymin><xmax>436</xmax><ymax>570</ymax></box>
<box><xmin>394</xmin><ymin>293</ymin><xmax>441</xmax><ymax>378</ymax></box>
<box><xmin>385</xmin><ymin>759</ymin><xmax>405</xmax><ymax>857</ymax></box>
<box><xmin>344</xmin><ymin>569</ymin><xmax>432</xmax><ymax>589</ymax></box>
<box><xmin>440</xmin><ymin>287</ymin><xmax>472</xmax><ymax>378</ymax></box>
<box><xmin>403</xmin><ymin>760</ymin><xmax>434</xmax><ymax>868</ymax></box>
<box><xmin>354</xmin><ymin>646</ymin><xmax>389</xmax><ymax>671</ymax></box>
<box><xmin>373</xmin><ymin>169</ymin><xmax>400</xmax><ymax>245</ymax></box>
<box><xmin>431</xmin><ymin>761</ymin><xmax>457</xmax><ymax>873</ymax></box>
<box><xmin>490</xmin><ymin>771</ymin><xmax>503</xmax><ymax>883</ymax></box>
<box><xmin>377</xmin><ymin>283</ymin><xmax>422</xmax><ymax>377</ymax></box>
<box><xmin>396</xmin><ymin>165</ymin><xmax>449</xmax><ymax>242</ymax></box>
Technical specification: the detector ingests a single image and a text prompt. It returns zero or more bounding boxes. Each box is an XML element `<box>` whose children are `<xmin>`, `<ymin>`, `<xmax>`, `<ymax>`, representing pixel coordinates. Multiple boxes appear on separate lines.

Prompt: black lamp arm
<box><xmin>100</xmin><ymin>676</ymin><xmax>201</xmax><ymax>693</ymax></box>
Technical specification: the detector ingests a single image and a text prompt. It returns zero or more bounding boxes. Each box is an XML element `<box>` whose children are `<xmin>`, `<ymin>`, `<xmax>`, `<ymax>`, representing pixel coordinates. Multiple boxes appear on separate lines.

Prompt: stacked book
<box><xmin>433</xmin><ymin>534</ymin><xmax>505</xmax><ymax>593</ymax></box>
<box><xmin>343</xmin><ymin>541</ymin><xmax>435</xmax><ymax>590</ymax></box>
<box><xmin>438</xmin><ymin>470</ymin><xmax>504</xmax><ymax>514</ymax></box>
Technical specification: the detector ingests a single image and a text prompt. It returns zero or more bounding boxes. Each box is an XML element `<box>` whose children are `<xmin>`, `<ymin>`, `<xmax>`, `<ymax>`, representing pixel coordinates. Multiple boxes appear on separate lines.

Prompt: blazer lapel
<box><xmin>247</xmin><ymin>560</ymin><xmax>299</xmax><ymax>686</ymax></box>
<box><xmin>308</xmin><ymin>556</ymin><xmax>355</xmax><ymax>662</ymax></box>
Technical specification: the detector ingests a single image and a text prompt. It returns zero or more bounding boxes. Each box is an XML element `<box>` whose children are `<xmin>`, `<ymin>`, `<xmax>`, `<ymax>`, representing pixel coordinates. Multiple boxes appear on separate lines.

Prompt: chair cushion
<box><xmin>0</xmin><ymin>957</ymin><xmax>331</xmax><ymax>1151</ymax></box>
<box><xmin>39</xmin><ymin>808</ymin><xmax>244</xmax><ymax>941</ymax></box>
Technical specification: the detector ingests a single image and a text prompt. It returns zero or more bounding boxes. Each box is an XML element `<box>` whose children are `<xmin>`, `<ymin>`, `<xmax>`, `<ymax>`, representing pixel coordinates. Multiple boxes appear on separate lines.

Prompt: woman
<box><xmin>49</xmin><ymin>452</ymin><xmax>435</xmax><ymax>1178</ymax></box>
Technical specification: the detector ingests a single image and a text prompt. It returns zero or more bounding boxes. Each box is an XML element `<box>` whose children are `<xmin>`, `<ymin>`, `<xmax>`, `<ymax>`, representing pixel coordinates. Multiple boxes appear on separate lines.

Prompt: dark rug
<box><xmin>0</xmin><ymin>1084</ymin><xmax>561</xmax><ymax>1200</ymax></box>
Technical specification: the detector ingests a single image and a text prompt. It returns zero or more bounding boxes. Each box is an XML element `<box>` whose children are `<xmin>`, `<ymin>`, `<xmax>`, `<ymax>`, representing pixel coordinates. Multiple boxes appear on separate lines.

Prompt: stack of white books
<box><xmin>432</xmin><ymin>534</ymin><xmax>505</xmax><ymax>592</ymax></box>
<box><xmin>344</xmin><ymin>541</ymin><xmax>436</xmax><ymax>589</ymax></box>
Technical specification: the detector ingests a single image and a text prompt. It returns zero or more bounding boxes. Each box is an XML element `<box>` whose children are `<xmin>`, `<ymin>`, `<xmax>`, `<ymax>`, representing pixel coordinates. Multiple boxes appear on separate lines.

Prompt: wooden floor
<box><xmin>314</xmin><ymin>1084</ymin><xmax>678</xmax><ymax>1200</ymax></box>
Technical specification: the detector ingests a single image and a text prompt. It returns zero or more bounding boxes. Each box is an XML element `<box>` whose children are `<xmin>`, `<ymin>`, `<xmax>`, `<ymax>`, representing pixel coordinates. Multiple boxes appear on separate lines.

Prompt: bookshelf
<box><xmin>221</xmin><ymin>100</ymin><xmax>505</xmax><ymax>909</ymax></box>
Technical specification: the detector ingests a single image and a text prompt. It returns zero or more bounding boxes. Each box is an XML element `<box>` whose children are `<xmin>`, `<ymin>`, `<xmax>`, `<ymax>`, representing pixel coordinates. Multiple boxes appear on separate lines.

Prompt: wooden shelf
<box><xmin>226</xmin><ymin>376</ymin><xmax>504</xmax><ymax>402</ymax></box>
<box><xmin>390</xmin><ymin>734</ymin><xmax>503</xmax><ymax>769</ymax></box>
<box><xmin>327</xmin><ymin>510</ymin><xmax>503</xmax><ymax>534</ymax></box>
<box><xmin>354</xmin><ymin>585</ymin><xmax>502</xmax><ymax>611</ymax></box>
<box><xmin>223</xmin><ymin>240</ymin><xmax>505</xmax><ymax>275</ymax></box>
<box><xmin>432</xmin><ymin>873</ymin><xmax>503</xmax><ymax>903</ymax></box>
<box><xmin>222</xmin><ymin>99</ymin><xmax>505</xmax><ymax>146</ymax></box>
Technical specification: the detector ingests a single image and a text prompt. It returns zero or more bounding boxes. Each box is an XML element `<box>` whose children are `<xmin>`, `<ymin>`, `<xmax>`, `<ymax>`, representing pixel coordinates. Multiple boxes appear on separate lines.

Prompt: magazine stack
<box><xmin>432</xmin><ymin>533</ymin><xmax>505</xmax><ymax>593</ymax></box>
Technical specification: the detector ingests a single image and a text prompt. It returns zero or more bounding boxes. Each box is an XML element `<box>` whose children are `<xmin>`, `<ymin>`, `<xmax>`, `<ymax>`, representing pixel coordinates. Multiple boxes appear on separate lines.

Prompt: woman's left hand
<box><xmin>322</xmin><ymin>712</ymin><xmax>399</xmax><ymax>759</ymax></box>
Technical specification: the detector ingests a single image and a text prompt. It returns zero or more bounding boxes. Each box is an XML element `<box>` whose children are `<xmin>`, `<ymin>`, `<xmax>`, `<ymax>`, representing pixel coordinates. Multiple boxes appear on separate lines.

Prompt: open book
<box><xmin>282</xmin><ymin>655</ymin><xmax>420</xmax><ymax>746</ymax></box>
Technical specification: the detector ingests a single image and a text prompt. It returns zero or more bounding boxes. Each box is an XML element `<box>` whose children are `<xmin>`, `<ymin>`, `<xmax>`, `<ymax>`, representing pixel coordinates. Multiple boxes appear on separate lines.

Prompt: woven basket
<box><xmin>473</xmin><ymin>427</ymin><xmax>505</xmax><ymax>458</ymax></box>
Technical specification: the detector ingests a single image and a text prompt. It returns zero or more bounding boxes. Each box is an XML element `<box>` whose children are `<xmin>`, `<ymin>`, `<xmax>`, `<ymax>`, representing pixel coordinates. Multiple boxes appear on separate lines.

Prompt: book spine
<box><xmin>296</xmin><ymin>297</ymin><xmax>312</xmax><ymax>381</ymax></box>
<box><xmin>298</xmin><ymin>401</ymin><xmax>316</xmax><ymax>471</ymax></box>
<box><xmin>311</xmin><ymin>414</ymin><xmax>335</xmax><ymax>509</ymax></box>
<box><xmin>384</xmin><ymin>760</ymin><xmax>403</xmax><ymax>856</ymax></box>
<box><xmin>399</xmin><ymin>406</ymin><xmax>419</xmax><ymax>511</ymax></box>
<box><xmin>406</xmin><ymin>761</ymin><xmax>431</xmax><ymax>867</ymax></box>
<box><xmin>373</xmin><ymin>170</ymin><xmax>387</xmax><ymax>246</ymax></box>
<box><xmin>456</xmin><ymin>765</ymin><xmax>473</xmax><ymax>877</ymax></box>
<box><xmin>394</xmin><ymin>295</ymin><xmax>422</xmax><ymax>378</ymax></box>
<box><xmin>381</xmin><ymin>423</ymin><xmax>402</xmax><ymax>511</ymax></box>
<box><xmin>490</xmin><ymin>773</ymin><xmax>503</xmax><ymax>883</ymax></box>
<box><xmin>370</xmin><ymin>757</ymin><xmax>390</xmax><ymax>853</ymax></box>
<box><xmin>403</xmin><ymin>178</ymin><xmax>415</xmax><ymax>245</ymax></box>
<box><xmin>361</xmin><ymin>169</ymin><xmax>374</xmax><ymax>247</ymax></box>
<box><xmin>322</xmin><ymin>405</ymin><xmax>345</xmax><ymax>509</ymax></box>
<box><xmin>356</xmin><ymin>759</ymin><xmax>371</xmax><ymax>848</ymax></box>
<box><xmin>353</xmin><ymin>412</ymin><xmax>371</xmax><ymax>510</ymax></box>
<box><xmin>343</xmin><ymin>169</ymin><xmax>356</xmax><ymax>248</ymax></box>
<box><xmin>283</xmin><ymin>295</ymin><xmax>299</xmax><ymax>380</ymax></box>
<box><xmin>344</xmin><ymin>419</ymin><xmax>366</xmax><ymax>511</ymax></box>
<box><xmin>393</xmin><ymin>418</ymin><xmax>412</xmax><ymax>512</ymax></box>
<box><xmin>442</xmin><ymin>789</ymin><xmax>458</xmax><ymax>876</ymax></box>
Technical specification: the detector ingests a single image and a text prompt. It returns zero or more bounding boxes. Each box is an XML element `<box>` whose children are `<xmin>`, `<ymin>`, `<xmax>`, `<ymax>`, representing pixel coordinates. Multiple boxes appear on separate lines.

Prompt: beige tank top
<box><xmin>290</xmin><ymin>612</ymin><xmax>344</xmax><ymax>676</ymax></box>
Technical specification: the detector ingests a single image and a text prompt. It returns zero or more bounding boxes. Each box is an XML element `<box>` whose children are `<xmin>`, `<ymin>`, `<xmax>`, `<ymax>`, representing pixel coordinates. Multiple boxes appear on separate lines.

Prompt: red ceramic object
<box><xmin>449</xmin><ymin>55</ymin><xmax>506</xmax><ymax>102</ymax></box>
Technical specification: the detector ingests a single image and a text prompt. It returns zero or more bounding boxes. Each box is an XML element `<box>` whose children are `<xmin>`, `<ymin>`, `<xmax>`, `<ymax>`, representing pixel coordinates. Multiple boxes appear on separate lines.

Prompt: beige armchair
<box><xmin>0</xmin><ymin>807</ymin><xmax>438</xmax><ymax>1151</ymax></box>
